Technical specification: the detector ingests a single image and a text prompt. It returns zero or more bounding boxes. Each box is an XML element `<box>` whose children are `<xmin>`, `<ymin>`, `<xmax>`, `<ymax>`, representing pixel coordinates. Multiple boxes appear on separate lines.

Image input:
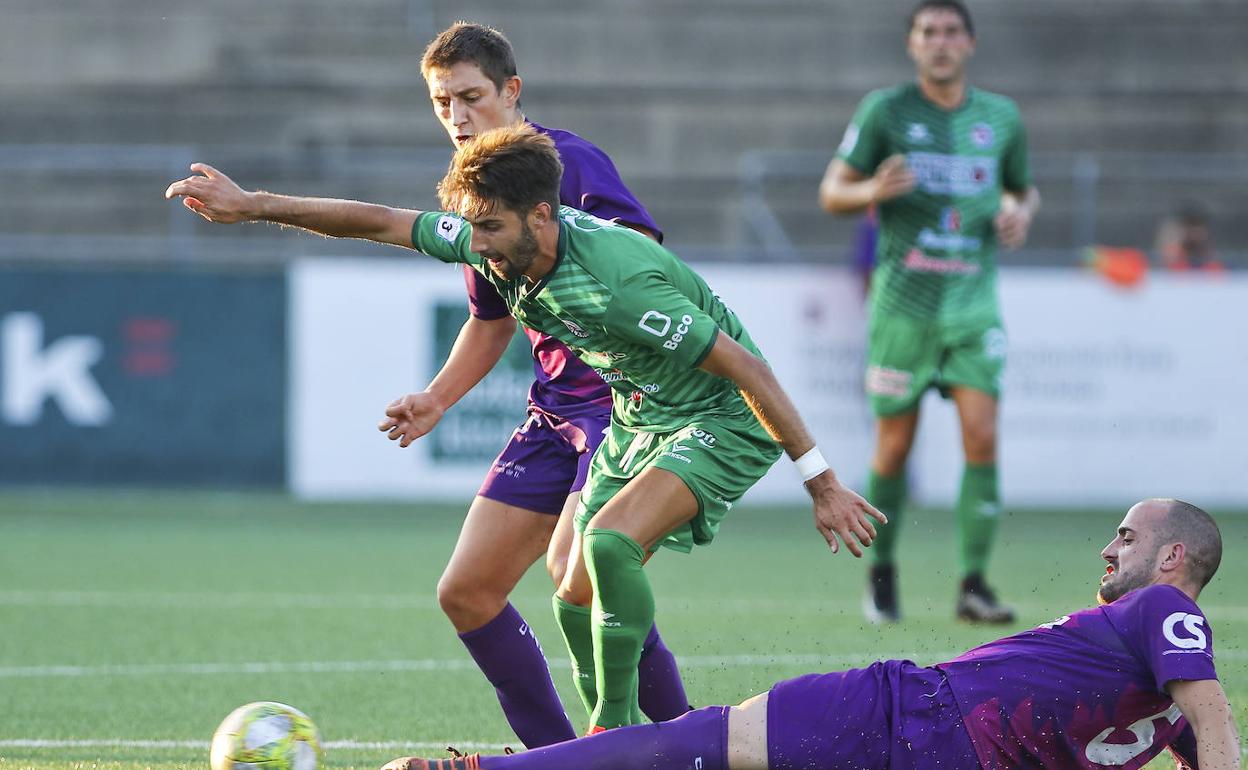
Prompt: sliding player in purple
<box><xmin>165</xmin><ymin>124</ymin><xmax>885</xmax><ymax>735</ymax></box>
<box><xmin>405</xmin><ymin>22</ymin><xmax>690</xmax><ymax>744</ymax></box>
<box><xmin>380</xmin><ymin>497</ymin><xmax>1236</xmax><ymax>770</ymax></box>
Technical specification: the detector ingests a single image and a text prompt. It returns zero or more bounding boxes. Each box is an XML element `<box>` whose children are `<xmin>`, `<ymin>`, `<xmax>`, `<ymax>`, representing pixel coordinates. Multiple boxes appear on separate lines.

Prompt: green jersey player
<box><xmin>165</xmin><ymin>123</ymin><xmax>885</xmax><ymax>732</ymax></box>
<box><xmin>819</xmin><ymin>0</ymin><xmax>1040</xmax><ymax>625</ymax></box>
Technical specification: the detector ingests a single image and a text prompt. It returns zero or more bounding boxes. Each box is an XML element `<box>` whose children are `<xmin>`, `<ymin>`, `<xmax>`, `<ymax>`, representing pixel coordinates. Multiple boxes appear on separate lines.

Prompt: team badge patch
<box><xmin>971</xmin><ymin>122</ymin><xmax>995</xmax><ymax>149</ymax></box>
<box><xmin>907</xmin><ymin>123</ymin><xmax>931</xmax><ymax>143</ymax></box>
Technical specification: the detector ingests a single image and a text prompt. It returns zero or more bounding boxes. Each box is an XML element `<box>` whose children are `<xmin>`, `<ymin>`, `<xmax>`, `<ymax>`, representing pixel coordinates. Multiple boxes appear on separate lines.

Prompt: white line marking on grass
<box><xmin>0</xmin><ymin>739</ymin><xmax>514</xmax><ymax>751</ymax></box>
<box><xmin>0</xmin><ymin>653</ymin><xmax>952</xmax><ymax>679</ymax></box>
<box><xmin>3</xmin><ymin>646</ymin><xmax>1246</xmax><ymax>680</ymax></box>
<box><xmin>5</xmin><ymin>590</ymin><xmax>1247</xmax><ymax>622</ymax></box>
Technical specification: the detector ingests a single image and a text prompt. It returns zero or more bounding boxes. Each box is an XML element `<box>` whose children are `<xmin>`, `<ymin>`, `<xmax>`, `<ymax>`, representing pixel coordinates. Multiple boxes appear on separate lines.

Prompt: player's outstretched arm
<box><xmin>699</xmin><ymin>334</ymin><xmax>886</xmax><ymax>555</ymax></box>
<box><xmin>164</xmin><ymin>163</ymin><xmax>419</xmax><ymax>248</ymax></box>
<box><xmin>378</xmin><ymin>314</ymin><xmax>517</xmax><ymax>447</ymax></box>
<box><xmin>1169</xmin><ymin>679</ymin><xmax>1241</xmax><ymax>770</ymax></box>
<box><xmin>818</xmin><ymin>155</ymin><xmax>915</xmax><ymax>214</ymax></box>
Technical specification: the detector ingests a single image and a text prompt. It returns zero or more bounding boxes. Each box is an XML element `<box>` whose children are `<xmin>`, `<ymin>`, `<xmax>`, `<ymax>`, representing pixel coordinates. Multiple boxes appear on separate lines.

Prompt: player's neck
<box><xmin>917</xmin><ymin>76</ymin><xmax>967</xmax><ymax>111</ymax></box>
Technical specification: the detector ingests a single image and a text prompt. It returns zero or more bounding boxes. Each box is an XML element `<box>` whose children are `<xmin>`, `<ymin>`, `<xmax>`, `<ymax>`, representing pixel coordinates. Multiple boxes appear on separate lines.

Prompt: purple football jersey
<box><xmin>463</xmin><ymin>121</ymin><xmax>661</xmax><ymax>423</ymax></box>
<box><xmin>937</xmin><ymin>584</ymin><xmax>1217</xmax><ymax>770</ymax></box>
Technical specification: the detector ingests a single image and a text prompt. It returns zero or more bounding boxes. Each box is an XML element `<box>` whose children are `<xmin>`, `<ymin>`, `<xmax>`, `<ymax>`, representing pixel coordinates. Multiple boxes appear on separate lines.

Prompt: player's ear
<box><xmin>1158</xmin><ymin>541</ymin><xmax>1186</xmax><ymax>574</ymax></box>
<box><xmin>502</xmin><ymin>75</ymin><xmax>522</xmax><ymax>108</ymax></box>
<box><xmin>530</xmin><ymin>201</ymin><xmax>552</xmax><ymax>227</ymax></box>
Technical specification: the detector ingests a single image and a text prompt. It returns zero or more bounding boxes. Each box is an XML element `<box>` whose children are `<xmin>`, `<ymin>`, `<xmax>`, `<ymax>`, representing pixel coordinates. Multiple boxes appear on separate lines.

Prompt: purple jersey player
<box><xmin>398</xmin><ymin>22</ymin><xmax>690</xmax><ymax>746</ymax></box>
<box><xmin>381</xmin><ymin>497</ymin><xmax>1238</xmax><ymax>770</ymax></box>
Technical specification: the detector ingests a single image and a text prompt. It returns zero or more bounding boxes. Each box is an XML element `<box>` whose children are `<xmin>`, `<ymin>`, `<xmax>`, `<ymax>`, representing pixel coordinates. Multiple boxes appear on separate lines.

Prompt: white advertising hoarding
<box><xmin>290</xmin><ymin>259</ymin><xmax>1247</xmax><ymax>508</ymax></box>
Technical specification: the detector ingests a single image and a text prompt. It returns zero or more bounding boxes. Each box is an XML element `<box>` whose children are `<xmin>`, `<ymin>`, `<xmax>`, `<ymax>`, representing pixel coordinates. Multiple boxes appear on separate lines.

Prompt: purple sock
<box><xmin>480</xmin><ymin>705</ymin><xmax>728</xmax><ymax>770</ymax></box>
<box><xmin>459</xmin><ymin>603</ymin><xmax>577</xmax><ymax>748</ymax></box>
<box><xmin>638</xmin><ymin>623</ymin><xmax>692</xmax><ymax>721</ymax></box>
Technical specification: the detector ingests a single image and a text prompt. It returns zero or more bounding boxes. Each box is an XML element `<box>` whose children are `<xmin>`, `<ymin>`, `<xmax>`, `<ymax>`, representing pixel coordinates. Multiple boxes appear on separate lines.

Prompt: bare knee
<box><xmin>873</xmin><ymin>429</ymin><xmax>915</xmax><ymax>476</ymax></box>
<box><xmin>555</xmin><ymin>569</ymin><xmax>593</xmax><ymax>607</ymax></box>
<box><xmin>436</xmin><ymin>571</ymin><xmax>506</xmax><ymax>632</ymax></box>
<box><xmin>961</xmin><ymin>419</ymin><xmax>997</xmax><ymax>464</ymax></box>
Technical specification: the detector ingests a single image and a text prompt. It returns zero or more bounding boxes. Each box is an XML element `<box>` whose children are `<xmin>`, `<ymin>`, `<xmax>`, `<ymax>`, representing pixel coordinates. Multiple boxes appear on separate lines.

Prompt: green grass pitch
<box><xmin>0</xmin><ymin>489</ymin><xmax>1243</xmax><ymax>770</ymax></box>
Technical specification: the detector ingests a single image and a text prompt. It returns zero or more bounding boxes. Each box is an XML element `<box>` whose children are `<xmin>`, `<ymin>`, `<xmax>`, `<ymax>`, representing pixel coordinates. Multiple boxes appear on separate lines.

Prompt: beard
<box><xmin>1096</xmin><ymin>562</ymin><xmax>1150</xmax><ymax>605</ymax></box>
<box><xmin>484</xmin><ymin>222</ymin><xmax>539</xmax><ymax>281</ymax></box>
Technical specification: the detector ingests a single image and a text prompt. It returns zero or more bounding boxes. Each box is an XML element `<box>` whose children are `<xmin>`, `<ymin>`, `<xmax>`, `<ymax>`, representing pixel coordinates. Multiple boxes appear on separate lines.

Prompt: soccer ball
<box><xmin>210</xmin><ymin>701</ymin><xmax>323</xmax><ymax>770</ymax></box>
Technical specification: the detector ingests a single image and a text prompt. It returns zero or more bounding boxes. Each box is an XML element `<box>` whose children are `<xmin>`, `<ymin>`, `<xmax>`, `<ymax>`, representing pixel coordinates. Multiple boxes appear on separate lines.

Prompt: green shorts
<box><xmin>576</xmin><ymin>412</ymin><xmax>782</xmax><ymax>553</ymax></box>
<box><xmin>865</xmin><ymin>314</ymin><xmax>1006</xmax><ymax>416</ymax></box>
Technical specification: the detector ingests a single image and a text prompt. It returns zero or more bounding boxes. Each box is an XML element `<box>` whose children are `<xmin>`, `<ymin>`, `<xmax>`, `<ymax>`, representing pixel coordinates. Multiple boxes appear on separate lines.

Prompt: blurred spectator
<box><xmin>1155</xmin><ymin>202</ymin><xmax>1226</xmax><ymax>272</ymax></box>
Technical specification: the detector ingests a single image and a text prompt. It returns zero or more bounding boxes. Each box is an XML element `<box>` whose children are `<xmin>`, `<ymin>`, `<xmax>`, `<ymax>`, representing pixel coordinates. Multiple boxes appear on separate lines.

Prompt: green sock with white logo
<box><xmin>957</xmin><ymin>463</ymin><xmax>1001</xmax><ymax>576</ymax></box>
<box><xmin>583</xmin><ymin>528</ymin><xmax>652</xmax><ymax>729</ymax></box>
<box><xmin>866</xmin><ymin>470</ymin><xmax>907</xmax><ymax>565</ymax></box>
<box><xmin>552</xmin><ymin>595</ymin><xmax>597</xmax><ymax>719</ymax></box>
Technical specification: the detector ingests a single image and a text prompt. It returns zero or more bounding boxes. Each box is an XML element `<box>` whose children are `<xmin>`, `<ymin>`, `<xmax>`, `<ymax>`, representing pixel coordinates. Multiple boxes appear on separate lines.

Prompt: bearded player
<box><xmin>381</xmin><ymin>497</ymin><xmax>1237</xmax><ymax>770</ymax></box>
<box><xmin>166</xmin><ymin>125</ymin><xmax>885</xmax><ymax>733</ymax></box>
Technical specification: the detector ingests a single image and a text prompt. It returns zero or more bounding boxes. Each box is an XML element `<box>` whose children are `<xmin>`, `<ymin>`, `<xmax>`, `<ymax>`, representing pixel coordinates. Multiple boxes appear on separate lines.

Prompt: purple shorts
<box><xmin>476</xmin><ymin>410</ymin><xmax>609</xmax><ymax>516</ymax></box>
<box><xmin>767</xmin><ymin>660</ymin><xmax>980</xmax><ymax>770</ymax></box>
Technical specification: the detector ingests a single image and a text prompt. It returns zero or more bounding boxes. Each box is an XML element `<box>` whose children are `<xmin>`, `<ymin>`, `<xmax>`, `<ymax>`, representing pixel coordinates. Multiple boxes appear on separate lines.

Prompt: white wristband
<box><xmin>793</xmin><ymin>447</ymin><xmax>830</xmax><ymax>482</ymax></box>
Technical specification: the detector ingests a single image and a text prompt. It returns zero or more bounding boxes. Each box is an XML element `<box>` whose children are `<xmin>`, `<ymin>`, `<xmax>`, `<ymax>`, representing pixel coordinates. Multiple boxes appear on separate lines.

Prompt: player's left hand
<box><xmin>378</xmin><ymin>391</ymin><xmax>447</xmax><ymax>447</ymax></box>
<box><xmin>806</xmin><ymin>473</ymin><xmax>887</xmax><ymax>556</ymax></box>
<box><xmin>994</xmin><ymin>203</ymin><xmax>1033</xmax><ymax>250</ymax></box>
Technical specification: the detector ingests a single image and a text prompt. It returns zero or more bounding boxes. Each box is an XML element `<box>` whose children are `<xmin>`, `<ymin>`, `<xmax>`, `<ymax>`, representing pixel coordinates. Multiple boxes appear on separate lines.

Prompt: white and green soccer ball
<box><xmin>210</xmin><ymin>701</ymin><xmax>323</xmax><ymax>770</ymax></box>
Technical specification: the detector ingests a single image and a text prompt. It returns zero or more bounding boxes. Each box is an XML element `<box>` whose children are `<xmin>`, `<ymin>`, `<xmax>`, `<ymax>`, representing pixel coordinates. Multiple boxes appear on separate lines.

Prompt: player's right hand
<box><xmin>378</xmin><ymin>392</ymin><xmax>446</xmax><ymax>448</ymax></box>
<box><xmin>870</xmin><ymin>154</ymin><xmax>916</xmax><ymax>203</ymax></box>
<box><xmin>164</xmin><ymin>163</ymin><xmax>255</xmax><ymax>224</ymax></box>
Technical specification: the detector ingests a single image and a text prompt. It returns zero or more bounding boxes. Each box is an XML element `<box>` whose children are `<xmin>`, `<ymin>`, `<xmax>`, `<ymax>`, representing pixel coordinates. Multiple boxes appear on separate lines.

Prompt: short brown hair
<box><xmin>909</xmin><ymin>0</ymin><xmax>975</xmax><ymax>37</ymax></box>
<box><xmin>420</xmin><ymin>22</ymin><xmax>518</xmax><ymax>93</ymax></box>
<box><xmin>438</xmin><ymin>124</ymin><xmax>562</xmax><ymax>219</ymax></box>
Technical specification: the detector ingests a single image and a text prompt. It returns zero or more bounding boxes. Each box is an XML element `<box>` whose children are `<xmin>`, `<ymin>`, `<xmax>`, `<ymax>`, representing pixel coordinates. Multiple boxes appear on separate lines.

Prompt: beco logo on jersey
<box><xmin>638</xmin><ymin>310</ymin><xmax>695</xmax><ymax>350</ymax></box>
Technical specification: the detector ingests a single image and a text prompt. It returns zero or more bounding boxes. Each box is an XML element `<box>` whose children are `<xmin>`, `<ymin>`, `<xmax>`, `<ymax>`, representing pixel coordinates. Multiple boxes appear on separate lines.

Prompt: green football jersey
<box><xmin>838</xmin><ymin>82</ymin><xmax>1032</xmax><ymax>323</ymax></box>
<box><xmin>412</xmin><ymin>206</ymin><xmax>766</xmax><ymax>432</ymax></box>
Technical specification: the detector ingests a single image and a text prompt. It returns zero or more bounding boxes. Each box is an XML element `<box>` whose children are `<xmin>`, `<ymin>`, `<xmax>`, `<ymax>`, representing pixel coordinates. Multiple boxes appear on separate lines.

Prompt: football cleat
<box><xmin>956</xmin><ymin>574</ymin><xmax>1015</xmax><ymax>624</ymax></box>
<box><xmin>863</xmin><ymin>563</ymin><xmax>901</xmax><ymax>624</ymax></box>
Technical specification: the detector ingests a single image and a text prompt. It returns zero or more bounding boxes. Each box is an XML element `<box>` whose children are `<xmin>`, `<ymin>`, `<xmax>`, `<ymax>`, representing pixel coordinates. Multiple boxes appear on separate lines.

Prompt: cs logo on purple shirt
<box><xmin>1162</xmin><ymin>612</ymin><xmax>1208</xmax><ymax>650</ymax></box>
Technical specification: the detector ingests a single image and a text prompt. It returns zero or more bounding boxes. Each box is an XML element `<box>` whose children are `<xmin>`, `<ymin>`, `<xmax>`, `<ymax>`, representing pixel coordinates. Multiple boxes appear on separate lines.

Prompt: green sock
<box><xmin>582</xmin><ymin>529</ymin><xmax>652</xmax><ymax>729</ymax></box>
<box><xmin>866</xmin><ymin>470</ymin><xmax>907</xmax><ymax>565</ymax></box>
<box><xmin>957</xmin><ymin>463</ymin><xmax>1001</xmax><ymax>576</ymax></box>
<box><xmin>552</xmin><ymin>595</ymin><xmax>597</xmax><ymax>719</ymax></box>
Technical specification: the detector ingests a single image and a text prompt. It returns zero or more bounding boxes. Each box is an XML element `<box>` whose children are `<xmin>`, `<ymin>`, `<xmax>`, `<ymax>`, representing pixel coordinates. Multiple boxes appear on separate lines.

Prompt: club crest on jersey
<box><xmin>971</xmin><ymin>122</ymin><xmax>995</xmax><ymax>149</ymax></box>
<box><xmin>940</xmin><ymin>206</ymin><xmax>962</xmax><ymax>233</ymax></box>
<box><xmin>907</xmin><ymin>123</ymin><xmax>931</xmax><ymax>143</ymax></box>
<box><xmin>563</xmin><ymin>319</ymin><xmax>590</xmax><ymax>338</ymax></box>
<box><xmin>1162</xmin><ymin>612</ymin><xmax>1208</xmax><ymax>650</ymax></box>
<box><xmin>435</xmin><ymin>214</ymin><xmax>464</xmax><ymax>243</ymax></box>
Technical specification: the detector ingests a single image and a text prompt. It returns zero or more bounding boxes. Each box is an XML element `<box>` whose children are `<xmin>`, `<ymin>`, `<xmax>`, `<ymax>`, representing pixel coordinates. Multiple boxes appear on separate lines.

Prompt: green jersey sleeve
<box><xmin>411</xmin><ymin>211</ymin><xmax>473</xmax><ymax>264</ymax></box>
<box><xmin>1001</xmin><ymin>103</ymin><xmax>1033</xmax><ymax>192</ymax></box>
<box><xmin>836</xmin><ymin>90</ymin><xmax>890</xmax><ymax>175</ymax></box>
<box><xmin>604</xmin><ymin>271</ymin><xmax>721</xmax><ymax>370</ymax></box>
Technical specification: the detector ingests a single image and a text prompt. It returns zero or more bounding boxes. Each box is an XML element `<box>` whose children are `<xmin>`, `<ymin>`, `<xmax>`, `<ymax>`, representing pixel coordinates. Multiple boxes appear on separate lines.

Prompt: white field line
<box><xmin>0</xmin><ymin>738</ymin><xmax>513</xmax><ymax>751</ymax></box>
<box><xmin>0</xmin><ymin>653</ymin><xmax>949</xmax><ymax>679</ymax></box>
<box><xmin>4</xmin><ymin>590</ymin><xmax>1248</xmax><ymax>621</ymax></box>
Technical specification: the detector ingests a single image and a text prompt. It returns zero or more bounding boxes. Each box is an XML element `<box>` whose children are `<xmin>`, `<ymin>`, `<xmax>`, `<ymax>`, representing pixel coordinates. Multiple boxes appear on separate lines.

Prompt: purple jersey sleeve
<box><xmin>531</xmin><ymin>121</ymin><xmax>663</xmax><ymax>242</ymax></box>
<box><xmin>1108</xmin><ymin>584</ymin><xmax>1217</xmax><ymax>691</ymax></box>
<box><xmin>464</xmin><ymin>265</ymin><xmax>510</xmax><ymax>320</ymax></box>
